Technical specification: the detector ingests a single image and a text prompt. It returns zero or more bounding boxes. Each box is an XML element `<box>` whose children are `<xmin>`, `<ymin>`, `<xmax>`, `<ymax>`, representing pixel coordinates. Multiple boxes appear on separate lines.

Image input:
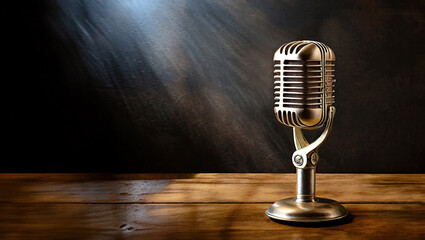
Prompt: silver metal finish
<box><xmin>293</xmin><ymin>155</ymin><xmax>303</xmax><ymax>166</ymax></box>
<box><xmin>267</xmin><ymin>40</ymin><xmax>348</xmax><ymax>223</ymax></box>
<box><xmin>265</xmin><ymin>198</ymin><xmax>348</xmax><ymax>222</ymax></box>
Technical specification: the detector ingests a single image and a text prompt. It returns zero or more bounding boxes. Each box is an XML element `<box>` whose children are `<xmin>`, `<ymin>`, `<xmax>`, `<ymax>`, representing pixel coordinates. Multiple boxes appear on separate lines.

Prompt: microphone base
<box><xmin>265</xmin><ymin>197</ymin><xmax>349</xmax><ymax>223</ymax></box>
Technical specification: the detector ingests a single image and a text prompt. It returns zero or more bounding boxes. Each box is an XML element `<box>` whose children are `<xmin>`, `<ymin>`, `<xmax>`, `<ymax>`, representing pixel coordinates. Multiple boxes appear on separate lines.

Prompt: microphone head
<box><xmin>274</xmin><ymin>40</ymin><xmax>335</xmax><ymax>129</ymax></box>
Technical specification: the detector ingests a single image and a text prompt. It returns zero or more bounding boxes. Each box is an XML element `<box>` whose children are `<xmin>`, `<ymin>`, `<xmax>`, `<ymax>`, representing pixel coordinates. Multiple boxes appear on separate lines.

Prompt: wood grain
<box><xmin>0</xmin><ymin>174</ymin><xmax>424</xmax><ymax>239</ymax></box>
<box><xmin>0</xmin><ymin>174</ymin><xmax>423</xmax><ymax>203</ymax></box>
<box><xmin>0</xmin><ymin>204</ymin><xmax>423</xmax><ymax>240</ymax></box>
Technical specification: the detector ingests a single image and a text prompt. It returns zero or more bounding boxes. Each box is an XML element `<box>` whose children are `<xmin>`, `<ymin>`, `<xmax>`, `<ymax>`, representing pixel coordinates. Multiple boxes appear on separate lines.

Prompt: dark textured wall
<box><xmin>3</xmin><ymin>0</ymin><xmax>425</xmax><ymax>172</ymax></box>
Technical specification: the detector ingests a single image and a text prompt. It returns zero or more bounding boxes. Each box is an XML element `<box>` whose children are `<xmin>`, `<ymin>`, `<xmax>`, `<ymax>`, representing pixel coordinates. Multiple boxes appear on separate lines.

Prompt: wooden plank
<box><xmin>0</xmin><ymin>174</ymin><xmax>424</xmax><ymax>203</ymax></box>
<box><xmin>0</xmin><ymin>203</ymin><xmax>423</xmax><ymax>240</ymax></box>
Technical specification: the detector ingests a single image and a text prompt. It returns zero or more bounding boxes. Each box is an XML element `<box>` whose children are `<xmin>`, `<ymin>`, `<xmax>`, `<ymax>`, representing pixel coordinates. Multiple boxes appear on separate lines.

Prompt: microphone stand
<box><xmin>266</xmin><ymin>106</ymin><xmax>349</xmax><ymax>222</ymax></box>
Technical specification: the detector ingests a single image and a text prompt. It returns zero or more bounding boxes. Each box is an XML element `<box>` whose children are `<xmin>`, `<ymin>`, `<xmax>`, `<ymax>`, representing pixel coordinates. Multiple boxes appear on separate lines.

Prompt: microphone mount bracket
<box><xmin>291</xmin><ymin>106</ymin><xmax>336</xmax><ymax>170</ymax></box>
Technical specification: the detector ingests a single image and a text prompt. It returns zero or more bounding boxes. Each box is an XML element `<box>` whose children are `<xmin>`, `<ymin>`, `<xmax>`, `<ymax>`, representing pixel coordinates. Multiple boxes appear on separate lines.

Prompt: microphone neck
<box><xmin>296</xmin><ymin>168</ymin><xmax>316</xmax><ymax>202</ymax></box>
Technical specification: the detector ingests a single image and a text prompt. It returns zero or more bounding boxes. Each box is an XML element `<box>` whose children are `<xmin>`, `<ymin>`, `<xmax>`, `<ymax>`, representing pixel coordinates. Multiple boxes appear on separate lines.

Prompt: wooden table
<box><xmin>0</xmin><ymin>174</ymin><xmax>424</xmax><ymax>239</ymax></box>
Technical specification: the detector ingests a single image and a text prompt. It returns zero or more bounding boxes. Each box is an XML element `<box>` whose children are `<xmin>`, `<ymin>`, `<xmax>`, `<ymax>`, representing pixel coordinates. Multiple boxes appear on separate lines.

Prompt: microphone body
<box><xmin>273</xmin><ymin>41</ymin><xmax>335</xmax><ymax>129</ymax></box>
<box><xmin>266</xmin><ymin>40</ymin><xmax>348</xmax><ymax>223</ymax></box>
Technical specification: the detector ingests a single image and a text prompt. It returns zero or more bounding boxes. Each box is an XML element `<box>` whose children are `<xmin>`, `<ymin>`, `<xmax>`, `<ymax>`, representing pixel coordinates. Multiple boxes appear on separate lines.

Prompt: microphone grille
<box><xmin>273</xmin><ymin>41</ymin><xmax>336</xmax><ymax>129</ymax></box>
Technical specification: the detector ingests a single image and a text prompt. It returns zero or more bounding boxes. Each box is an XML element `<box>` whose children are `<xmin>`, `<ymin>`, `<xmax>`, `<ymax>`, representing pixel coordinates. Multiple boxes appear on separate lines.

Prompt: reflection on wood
<box><xmin>0</xmin><ymin>174</ymin><xmax>423</xmax><ymax>203</ymax></box>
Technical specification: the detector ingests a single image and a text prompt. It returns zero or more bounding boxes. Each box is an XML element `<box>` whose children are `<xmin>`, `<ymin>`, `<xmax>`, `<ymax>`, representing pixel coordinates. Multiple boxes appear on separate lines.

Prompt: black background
<box><xmin>3</xmin><ymin>0</ymin><xmax>425</xmax><ymax>172</ymax></box>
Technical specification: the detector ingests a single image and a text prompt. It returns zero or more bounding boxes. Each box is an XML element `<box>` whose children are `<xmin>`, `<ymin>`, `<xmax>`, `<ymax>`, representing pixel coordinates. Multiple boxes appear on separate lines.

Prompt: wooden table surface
<box><xmin>0</xmin><ymin>173</ymin><xmax>424</xmax><ymax>239</ymax></box>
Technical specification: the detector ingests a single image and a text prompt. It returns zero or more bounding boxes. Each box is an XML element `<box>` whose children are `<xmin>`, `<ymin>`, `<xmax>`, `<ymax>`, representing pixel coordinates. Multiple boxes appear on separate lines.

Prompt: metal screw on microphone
<box><xmin>294</xmin><ymin>155</ymin><xmax>303</xmax><ymax>166</ymax></box>
<box><xmin>310</xmin><ymin>153</ymin><xmax>318</xmax><ymax>166</ymax></box>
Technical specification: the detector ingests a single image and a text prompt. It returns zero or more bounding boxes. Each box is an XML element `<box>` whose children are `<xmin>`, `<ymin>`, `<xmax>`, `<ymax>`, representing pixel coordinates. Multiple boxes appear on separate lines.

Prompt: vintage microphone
<box><xmin>265</xmin><ymin>40</ymin><xmax>349</xmax><ymax>222</ymax></box>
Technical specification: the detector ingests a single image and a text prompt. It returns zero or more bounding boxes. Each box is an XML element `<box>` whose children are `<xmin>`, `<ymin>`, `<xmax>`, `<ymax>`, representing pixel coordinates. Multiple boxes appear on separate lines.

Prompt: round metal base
<box><xmin>265</xmin><ymin>197</ymin><xmax>349</xmax><ymax>222</ymax></box>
